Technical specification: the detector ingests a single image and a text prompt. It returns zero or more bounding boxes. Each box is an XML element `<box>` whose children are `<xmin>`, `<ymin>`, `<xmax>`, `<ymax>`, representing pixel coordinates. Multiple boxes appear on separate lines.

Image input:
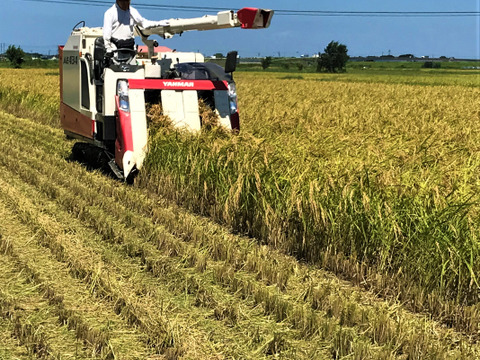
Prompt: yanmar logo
<box><xmin>162</xmin><ymin>81</ymin><xmax>195</xmax><ymax>88</ymax></box>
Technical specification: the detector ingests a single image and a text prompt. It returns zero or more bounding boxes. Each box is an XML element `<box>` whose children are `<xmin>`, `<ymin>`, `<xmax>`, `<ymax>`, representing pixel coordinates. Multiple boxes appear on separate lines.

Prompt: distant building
<box><xmin>136</xmin><ymin>45</ymin><xmax>172</xmax><ymax>54</ymax></box>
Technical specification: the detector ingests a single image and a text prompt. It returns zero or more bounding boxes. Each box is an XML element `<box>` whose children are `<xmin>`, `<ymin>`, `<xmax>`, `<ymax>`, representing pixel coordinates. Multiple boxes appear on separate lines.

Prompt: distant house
<box><xmin>41</xmin><ymin>55</ymin><xmax>57</xmax><ymax>60</ymax></box>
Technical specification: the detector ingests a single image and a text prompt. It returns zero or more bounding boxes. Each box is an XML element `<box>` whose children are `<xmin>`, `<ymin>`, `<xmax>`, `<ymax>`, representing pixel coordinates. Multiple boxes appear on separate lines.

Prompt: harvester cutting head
<box><xmin>59</xmin><ymin>7</ymin><xmax>274</xmax><ymax>181</ymax></box>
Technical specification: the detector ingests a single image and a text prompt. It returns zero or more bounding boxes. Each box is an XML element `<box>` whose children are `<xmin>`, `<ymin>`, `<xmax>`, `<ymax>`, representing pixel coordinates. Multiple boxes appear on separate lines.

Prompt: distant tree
<box><xmin>5</xmin><ymin>45</ymin><xmax>25</xmax><ymax>68</ymax></box>
<box><xmin>261</xmin><ymin>56</ymin><xmax>272</xmax><ymax>70</ymax></box>
<box><xmin>213</xmin><ymin>52</ymin><xmax>224</xmax><ymax>59</ymax></box>
<box><xmin>316</xmin><ymin>41</ymin><xmax>349</xmax><ymax>73</ymax></box>
<box><xmin>422</xmin><ymin>61</ymin><xmax>441</xmax><ymax>69</ymax></box>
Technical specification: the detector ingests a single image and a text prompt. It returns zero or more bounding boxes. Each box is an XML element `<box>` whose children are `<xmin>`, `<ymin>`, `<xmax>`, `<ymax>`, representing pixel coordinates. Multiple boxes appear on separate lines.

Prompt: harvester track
<box><xmin>0</xmin><ymin>109</ymin><xmax>478</xmax><ymax>359</ymax></box>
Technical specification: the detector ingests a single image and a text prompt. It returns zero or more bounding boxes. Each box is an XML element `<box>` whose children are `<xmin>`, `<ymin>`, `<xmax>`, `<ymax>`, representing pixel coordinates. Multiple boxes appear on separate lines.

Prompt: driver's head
<box><xmin>116</xmin><ymin>0</ymin><xmax>130</xmax><ymax>11</ymax></box>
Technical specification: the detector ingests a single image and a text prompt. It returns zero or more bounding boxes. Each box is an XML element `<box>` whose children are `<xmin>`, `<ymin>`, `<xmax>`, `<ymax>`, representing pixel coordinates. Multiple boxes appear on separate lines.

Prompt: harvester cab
<box><xmin>59</xmin><ymin>8</ymin><xmax>273</xmax><ymax>181</ymax></box>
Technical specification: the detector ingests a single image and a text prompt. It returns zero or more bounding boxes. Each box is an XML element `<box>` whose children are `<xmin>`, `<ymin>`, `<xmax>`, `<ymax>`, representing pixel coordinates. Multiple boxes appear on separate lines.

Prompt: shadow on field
<box><xmin>67</xmin><ymin>142</ymin><xmax>135</xmax><ymax>184</ymax></box>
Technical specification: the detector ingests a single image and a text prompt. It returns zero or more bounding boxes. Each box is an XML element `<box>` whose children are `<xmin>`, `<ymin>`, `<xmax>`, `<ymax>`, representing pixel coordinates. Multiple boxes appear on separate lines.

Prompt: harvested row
<box><xmin>0</xmin><ymin>249</ymin><xmax>90</xmax><ymax>360</ymax></box>
<box><xmin>0</xmin><ymin>134</ymin><xmax>343</xmax><ymax>357</ymax></box>
<box><xmin>0</xmin><ymin>171</ymin><xmax>280</xmax><ymax>359</ymax></box>
<box><xmin>0</xmin><ymin>206</ymin><xmax>148</xmax><ymax>359</ymax></box>
<box><xmin>0</xmin><ymin>112</ymin><xmax>479</xmax><ymax>358</ymax></box>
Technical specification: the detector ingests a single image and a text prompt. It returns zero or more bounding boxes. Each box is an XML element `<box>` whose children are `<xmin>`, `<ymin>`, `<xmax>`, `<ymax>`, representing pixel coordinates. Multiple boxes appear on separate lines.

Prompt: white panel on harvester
<box><xmin>161</xmin><ymin>90</ymin><xmax>201</xmax><ymax>131</ymax></box>
<box><xmin>129</xmin><ymin>89</ymin><xmax>148</xmax><ymax>169</ymax></box>
<box><xmin>214</xmin><ymin>90</ymin><xmax>232</xmax><ymax>129</ymax></box>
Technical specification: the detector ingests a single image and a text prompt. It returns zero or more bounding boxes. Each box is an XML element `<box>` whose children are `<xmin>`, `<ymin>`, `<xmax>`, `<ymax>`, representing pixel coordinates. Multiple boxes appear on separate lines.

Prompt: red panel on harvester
<box><xmin>128</xmin><ymin>79</ymin><xmax>229</xmax><ymax>91</ymax></box>
<box><xmin>237</xmin><ymin>8</ymin><xmax>259</xmax><ymax>29</ymax></box>
<box><xmin>114</xmin><ymin>96</ymin><xmax>134</xmax><ymax>169</ymax></box>
<box><xmin>60</xmin><ymin>102</ymin><xmax>94</xmax><ymax>139</ymax></box>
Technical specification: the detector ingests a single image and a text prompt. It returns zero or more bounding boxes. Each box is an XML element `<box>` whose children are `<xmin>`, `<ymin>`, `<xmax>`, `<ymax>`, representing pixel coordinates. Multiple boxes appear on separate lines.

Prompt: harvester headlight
<box><xmin>227</xmin><ymin>82</ymin><xmax>238</xmax><ymax>115</ymax></box>
<box><xmin>117</xmin><ymin>80</ymin><xmax>130</xmax><ymax>112</ymax></box>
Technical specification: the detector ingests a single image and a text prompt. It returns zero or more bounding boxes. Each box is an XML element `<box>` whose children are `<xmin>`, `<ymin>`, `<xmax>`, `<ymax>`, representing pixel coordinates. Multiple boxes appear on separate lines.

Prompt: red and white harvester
<box><xmin>59</xmin><ymin>8</ymin><xmax>273</xmax><ymax>181</ymax></box>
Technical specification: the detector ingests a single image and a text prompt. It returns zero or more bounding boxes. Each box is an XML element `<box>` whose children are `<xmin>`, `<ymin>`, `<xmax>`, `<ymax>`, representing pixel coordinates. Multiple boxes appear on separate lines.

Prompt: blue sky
<box><xmin>2</xmin><ymin>0</ymin><xmax>479</xmax><ymax>58</ymax></box>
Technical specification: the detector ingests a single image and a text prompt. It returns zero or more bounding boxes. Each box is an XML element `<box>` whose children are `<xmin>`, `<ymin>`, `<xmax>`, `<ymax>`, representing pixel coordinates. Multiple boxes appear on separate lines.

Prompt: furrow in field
<box><xmin>0</xmin><ymin>250</ymin><xmax>98</xmax><ymax>360</ymax></box>
<box><xmin>1</xmin><ymin>112</ymin><xmax>478</xmax><ymax>357</ymax></box>
<box><xmin>0</xmin><ymin>252</ymin><xmax>90</xmax><ymax>360</ymax></box>
<box><xmin>0</xmin><ymin>162</ymin><xmax>322</xmax><ymax>359</ymax></box>
<box><xmin>0</xmin><ymin>316</ymin><xmax>32</xmax><ymax>360</ymax></box>
<box><xmin>0</xmin><ymin>187</ymin><xmax>152</xmax><ymax>360</ymax></box>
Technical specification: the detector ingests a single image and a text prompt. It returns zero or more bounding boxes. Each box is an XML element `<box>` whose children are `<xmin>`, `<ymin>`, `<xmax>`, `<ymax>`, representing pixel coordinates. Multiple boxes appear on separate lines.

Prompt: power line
<box><xmin>22</xmin><ymin>0</ymin><xmax>231</xmax><ymax>13</ymax></box>
<box><xmin>275</xmin><ymin>9</ymin><xmax>480</xmax><ymax>15</ymax></box>
<box><xmin>20</xmin><ymin>0</ymin><xmax>480</xmax><ymax>17</ymax></box>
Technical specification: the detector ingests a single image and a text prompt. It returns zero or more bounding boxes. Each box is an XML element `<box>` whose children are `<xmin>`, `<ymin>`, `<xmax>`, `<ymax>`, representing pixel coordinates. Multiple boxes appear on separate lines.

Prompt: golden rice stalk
<box><xmin>146</xmin><ymin>102</ymin><xmax>172</xmax><ymax>131</ymax></box>
<box><xmin>198</xmin><ymin>98</ymin><xmax>220</xmax><ymax>131</ymax></box>
<box><xmin>146</xmin><ymin>99</ymin><xmax>222</xmax><ymax>133</ymax></box>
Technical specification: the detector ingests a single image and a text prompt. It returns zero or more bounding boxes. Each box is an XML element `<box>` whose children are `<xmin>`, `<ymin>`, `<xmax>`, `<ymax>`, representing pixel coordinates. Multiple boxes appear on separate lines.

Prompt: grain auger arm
<box><xmin>136</xmin><ymin>8</ymin><xmax>274</xmax><ymax>48</ymax></box>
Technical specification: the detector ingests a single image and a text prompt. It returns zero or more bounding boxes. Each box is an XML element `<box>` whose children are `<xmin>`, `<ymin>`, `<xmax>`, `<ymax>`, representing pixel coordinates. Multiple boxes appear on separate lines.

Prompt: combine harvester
<box><xmin>59</xmin><ymin>8</ymin><xmax>274</xmax><ymax>181</ymax></box>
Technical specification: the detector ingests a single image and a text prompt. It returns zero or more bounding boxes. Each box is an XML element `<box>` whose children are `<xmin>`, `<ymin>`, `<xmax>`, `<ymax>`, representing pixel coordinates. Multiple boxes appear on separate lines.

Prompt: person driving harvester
<box><xmin>103</xmin><ymin>0</ymin><xmax>169</xmax><ymax>64</ymax></box>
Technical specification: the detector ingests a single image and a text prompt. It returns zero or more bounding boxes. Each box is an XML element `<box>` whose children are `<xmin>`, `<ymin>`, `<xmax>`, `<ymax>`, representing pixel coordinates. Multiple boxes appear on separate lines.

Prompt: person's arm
<box><xmin>130</xmin><ymin>7</ymin><xmax>169</xmax><ymax>29</ymax></box>
<box><xmin>103</xmin><ymin>9</ymin><xmax>116</xmax><ymax>53</ymax></box>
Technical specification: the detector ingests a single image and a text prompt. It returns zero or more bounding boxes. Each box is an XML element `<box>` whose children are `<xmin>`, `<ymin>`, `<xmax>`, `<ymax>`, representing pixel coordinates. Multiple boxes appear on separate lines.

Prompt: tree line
<box><xmin>262</xmin><ymin>40</ymin><xmax>349</xmax><ymax>73</ymax></box>
<box><xmin>3</xmin><ymin>41</ymin><xmax>350</xmax><ymax>73</ymax></box>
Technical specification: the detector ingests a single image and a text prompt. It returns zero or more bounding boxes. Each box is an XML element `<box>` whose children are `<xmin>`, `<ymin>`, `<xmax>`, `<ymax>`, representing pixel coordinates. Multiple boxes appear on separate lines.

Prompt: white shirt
<box><xmin>103</xmin><ymin>4</ymin><xmax>167</xmax><ymax>52</ymax></box>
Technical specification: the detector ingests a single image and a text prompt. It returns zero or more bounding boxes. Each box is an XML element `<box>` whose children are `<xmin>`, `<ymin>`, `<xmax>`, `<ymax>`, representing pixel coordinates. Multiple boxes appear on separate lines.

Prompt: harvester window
<box><xmin>80</xmin><ymin>60</ymin><xmax>90</xmax><ymax>109</ymax></box>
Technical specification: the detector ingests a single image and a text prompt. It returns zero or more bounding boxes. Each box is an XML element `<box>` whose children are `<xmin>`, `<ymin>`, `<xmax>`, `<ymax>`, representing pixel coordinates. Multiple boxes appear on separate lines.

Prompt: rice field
<box><xmin>0</xmin><ymin>67</ymin><xmax>480</xmax><ymax>358</ymax></box>
<box><xmin>141</xmin><ymin>70</ymin><xmax>480</xmax><ymax>324</ymax></box>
